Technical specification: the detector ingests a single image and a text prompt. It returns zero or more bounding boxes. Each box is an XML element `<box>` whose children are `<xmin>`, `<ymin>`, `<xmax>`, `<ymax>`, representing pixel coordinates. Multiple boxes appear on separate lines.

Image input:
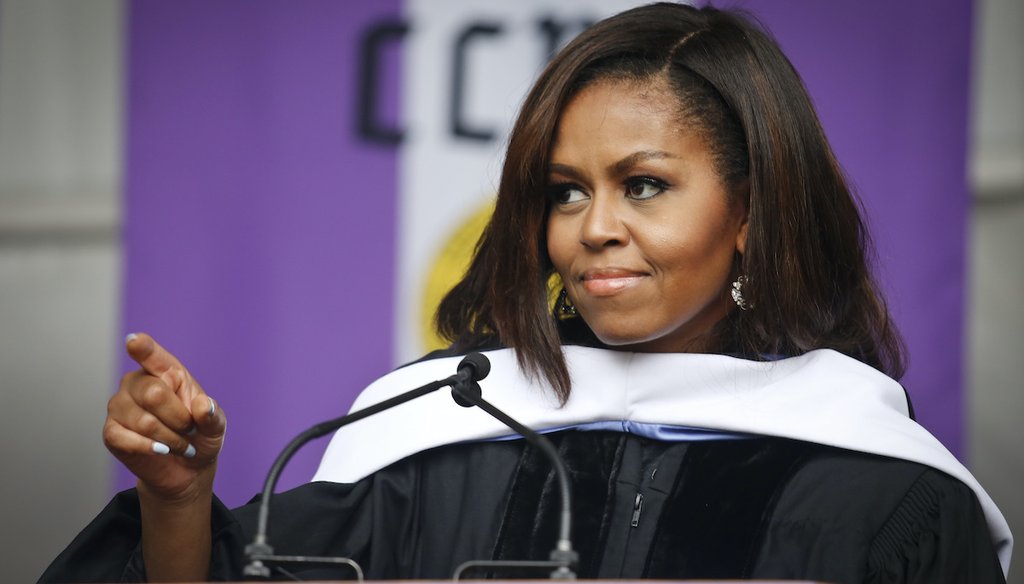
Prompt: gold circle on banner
<box><xmin>420</xmin><ymin>199</ymin><xmax>496</xmax><ymax>352</ymax></box>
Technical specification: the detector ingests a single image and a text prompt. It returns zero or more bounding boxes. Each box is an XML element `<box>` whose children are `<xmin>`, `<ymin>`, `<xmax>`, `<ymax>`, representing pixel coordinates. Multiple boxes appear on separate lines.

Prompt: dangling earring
<box><xmin>731</xmin><ymin>275</ymin><xmax>752</xmax><ymax>311</ymax></box>
<box><xmin>556</xmin><ymin>288</ymin><xmax>578</xmax><ymax>317</ymax></box>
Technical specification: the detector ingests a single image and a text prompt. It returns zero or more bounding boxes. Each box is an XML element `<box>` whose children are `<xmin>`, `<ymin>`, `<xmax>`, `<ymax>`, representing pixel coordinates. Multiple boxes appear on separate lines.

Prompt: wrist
<box><xmin>136</xmin><ymin>469</ymin><xmax>216</xmax><ymax>511</ymax></box>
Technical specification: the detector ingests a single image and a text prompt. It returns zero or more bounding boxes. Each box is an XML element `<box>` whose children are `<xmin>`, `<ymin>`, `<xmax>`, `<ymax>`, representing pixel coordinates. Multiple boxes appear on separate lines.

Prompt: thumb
<box><xmin>189</xmin><ymin>394</ymin><xmax>226</xmax><ymax>457</ymax></box>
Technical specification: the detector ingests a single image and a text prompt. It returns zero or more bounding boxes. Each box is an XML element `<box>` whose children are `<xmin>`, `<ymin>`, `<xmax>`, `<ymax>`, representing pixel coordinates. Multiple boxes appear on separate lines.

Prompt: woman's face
<box><xmin>546</xmin><ymin>78</ymin><xmax>748</xmax><ymax>353</ymax></box>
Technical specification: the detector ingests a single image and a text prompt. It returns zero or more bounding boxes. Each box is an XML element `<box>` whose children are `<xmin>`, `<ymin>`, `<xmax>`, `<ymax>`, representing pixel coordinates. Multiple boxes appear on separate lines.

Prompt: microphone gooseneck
<box><xmin>450</xmin><ymin>354</ymin><xmax>578</xmax><ymax>580</ymax></box>
<box><xmin>243</xmin><ymin>354</ymin><xmax>491</xmax><ymax>580</ymax></box>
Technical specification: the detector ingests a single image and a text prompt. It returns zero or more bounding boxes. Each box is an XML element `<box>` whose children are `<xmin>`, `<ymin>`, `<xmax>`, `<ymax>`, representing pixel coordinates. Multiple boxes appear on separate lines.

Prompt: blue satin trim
<box><xmin>487</xmin><ymin>421</ymin><xmax>752</xmax><ymax>442</ymax></box>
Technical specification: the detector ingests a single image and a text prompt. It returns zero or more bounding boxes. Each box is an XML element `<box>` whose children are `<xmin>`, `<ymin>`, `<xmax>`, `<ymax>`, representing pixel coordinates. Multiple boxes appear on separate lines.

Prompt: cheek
<box><xmin>646</xmin><ymin>218</ymin><xmax>738</xmax><ymax>281</ymax></box>
<box><xmin>545</xmin><ymin>217</ymin><xmax>572</xmax><ymax>273</ymax></box>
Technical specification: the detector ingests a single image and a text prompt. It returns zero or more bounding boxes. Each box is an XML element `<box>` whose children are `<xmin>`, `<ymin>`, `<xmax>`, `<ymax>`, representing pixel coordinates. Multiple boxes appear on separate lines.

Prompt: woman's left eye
<box><xmin>625</xmin><ymin>177</ymin><xmax>669</xmax><ymax>200</ymax></box>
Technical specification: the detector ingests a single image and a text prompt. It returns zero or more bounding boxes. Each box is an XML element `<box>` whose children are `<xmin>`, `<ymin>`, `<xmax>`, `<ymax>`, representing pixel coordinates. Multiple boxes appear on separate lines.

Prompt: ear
<box><xmin>735</xmin><ymin>213</ymin><xmax>749</xmax><ymax>256</ymax></box>
<box><xmin>730</xmin><ymin>182</ymin><xmax>750</xmax><ymax>257</ymax></box>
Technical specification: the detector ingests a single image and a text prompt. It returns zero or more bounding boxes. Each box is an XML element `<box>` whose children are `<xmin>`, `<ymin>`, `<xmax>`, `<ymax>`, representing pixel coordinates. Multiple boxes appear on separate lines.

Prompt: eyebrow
<box><xmin>611</xmin><ymin>150</ymin><xmax>678</xmax><ymax>174</ymax></box>
<box><xmin>548</xmin><ymin>150</ymin><xmax>679</xmax><ymax>180</ymax></box>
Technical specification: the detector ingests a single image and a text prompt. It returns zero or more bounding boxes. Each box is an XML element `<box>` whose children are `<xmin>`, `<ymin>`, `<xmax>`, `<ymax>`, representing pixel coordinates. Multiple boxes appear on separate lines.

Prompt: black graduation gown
<box><xmin>40</xmin><ymin>430</ymin><xmax>1005</xmax><ymax>583</ymax></box>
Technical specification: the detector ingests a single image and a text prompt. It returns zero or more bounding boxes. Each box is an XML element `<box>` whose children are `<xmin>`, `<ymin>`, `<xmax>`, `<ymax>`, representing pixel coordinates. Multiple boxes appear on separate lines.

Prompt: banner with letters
<box><xmin>123</xmin><ymin>0</ymin><xmax>972</xmax><ymax>506</ymax></box>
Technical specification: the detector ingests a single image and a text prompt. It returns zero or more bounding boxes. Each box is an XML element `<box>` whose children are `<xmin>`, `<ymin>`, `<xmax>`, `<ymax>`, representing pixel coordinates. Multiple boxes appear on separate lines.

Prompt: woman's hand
<box><xmin>103</xmin><ymin>333</ymin><xmax>226</xmax><ymax>503</ymax></box>
<box><xmin>101</xmin><ymin>333</ymin><xmax>226</xmax><ymax>581</ymax></box>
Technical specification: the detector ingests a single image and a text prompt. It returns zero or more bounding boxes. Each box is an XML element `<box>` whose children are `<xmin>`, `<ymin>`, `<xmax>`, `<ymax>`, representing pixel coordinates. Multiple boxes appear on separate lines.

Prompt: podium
<box><xmin>159</xmin><ymin>577</ymin><xmax>831</xmax><ymax>581</ymax></box>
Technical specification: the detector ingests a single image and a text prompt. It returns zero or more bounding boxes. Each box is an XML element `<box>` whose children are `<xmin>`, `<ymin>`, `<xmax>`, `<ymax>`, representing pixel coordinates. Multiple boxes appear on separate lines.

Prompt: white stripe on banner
<box><xmin>396</xmin><ymin>0</ymin><xmax>659</xmax><ymax>364</ymax></box>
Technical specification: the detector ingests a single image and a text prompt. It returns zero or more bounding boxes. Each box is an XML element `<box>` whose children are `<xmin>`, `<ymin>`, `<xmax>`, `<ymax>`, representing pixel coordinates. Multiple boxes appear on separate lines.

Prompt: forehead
<box><xmin>564</xmin><ymin>76</ymin><xmax>682</xmax><ymax>122</ymax></box>
<box><xmin>551</xmin><ymin>78</ymin><xmax>699</xmax><ymax>158</ymax></box>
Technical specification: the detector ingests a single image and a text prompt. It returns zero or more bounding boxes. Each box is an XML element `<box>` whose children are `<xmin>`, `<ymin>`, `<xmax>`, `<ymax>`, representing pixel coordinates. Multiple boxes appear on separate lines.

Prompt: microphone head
<box><xmin>458</xmin><ymin>352</ymin><xmax>491</xmax><ymax>381</ymax></box>
<box><xmin>451</xmin><ymin>381</ymin><xmax>481</xmax><ymax>408</ymax></box>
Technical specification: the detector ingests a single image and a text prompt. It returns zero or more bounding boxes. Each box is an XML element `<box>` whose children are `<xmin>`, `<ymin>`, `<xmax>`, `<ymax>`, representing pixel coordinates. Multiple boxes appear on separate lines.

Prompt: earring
<box><xmin>556</xmin><ymin>288</ymin><xmax>578</xmax><ymax>317</ymax></box>
<box><xmin>731</xmin><ymin>275</ymin><xmax>752</xmax><ymax>311</ymax></box>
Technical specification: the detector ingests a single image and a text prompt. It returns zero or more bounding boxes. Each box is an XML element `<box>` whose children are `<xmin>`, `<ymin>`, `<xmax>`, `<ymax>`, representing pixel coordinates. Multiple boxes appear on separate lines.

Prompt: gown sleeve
<box><xmin>38</xmin><ymin>480</ymin><xmax>375</xmax><ymax>583</ymax></box>
<box><xmin>37</xmin><ymin>439</ymin><xmax>517</xmax><ymax>582</ymax></box>
<box><xmin>865</xmin><ymin>469</ymin><xmax>1006</xmax><ymax>584</ymax></box>
<box><xmin>38</xmin><ymin>488</ymin><xmax>247</xmax><ymax>583</ymax></box>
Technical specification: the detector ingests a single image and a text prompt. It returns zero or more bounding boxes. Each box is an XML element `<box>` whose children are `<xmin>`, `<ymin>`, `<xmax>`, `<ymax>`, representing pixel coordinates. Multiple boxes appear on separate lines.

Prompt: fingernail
<box><xmin>125</xmin><ymin>333</ymin><xmax>138</xmax><ymax>344</ymax></box>
<box><xmin>184</xmin><ymin>444</ymin><xmax>196</xmax><ymax>458</ymax></box>
<box><xmin>186</xmin><ymin>426</ymin><xmax>198</xmax><ymax>436</ymax></box>
<box><xmin>152</xmin><ymin>442</ymin><xmax>170</xmax><ymax>455</ymax></box>
<box><xmin>207</xmin><ymin>397</ymin><xmax>216</xmax><ymax>418</ymax></box>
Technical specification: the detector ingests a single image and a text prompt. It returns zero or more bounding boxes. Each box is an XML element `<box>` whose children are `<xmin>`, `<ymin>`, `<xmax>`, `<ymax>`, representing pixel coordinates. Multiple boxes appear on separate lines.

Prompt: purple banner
<box><xmin>121</xmin><ymin>0</ymin><xmax>973</xmax><ymax>508</ymax></box>
<box><xmin>123</xmin><ymin>0</ymin><xmax>402</xmax><ymax>505</ymax></box>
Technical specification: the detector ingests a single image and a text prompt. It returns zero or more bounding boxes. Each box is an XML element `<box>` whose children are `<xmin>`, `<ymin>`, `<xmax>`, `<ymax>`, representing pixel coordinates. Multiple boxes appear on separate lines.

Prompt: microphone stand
<box><xmin>449</xmin><ymin>376</ymin><xmax>578</xmax><ymax>580</ymax></box>
<box><xmin>243</xmin><ymin>358</ymin><xmax>487</xmax><ymax>580</ymax></box>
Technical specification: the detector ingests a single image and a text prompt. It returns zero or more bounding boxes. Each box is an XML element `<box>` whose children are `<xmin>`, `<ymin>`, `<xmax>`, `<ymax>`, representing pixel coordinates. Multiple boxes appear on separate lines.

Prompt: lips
<box><xmin>580</xmin><ymin>268</ymin><xmax>648</xmax><ymax>296</ymax></box>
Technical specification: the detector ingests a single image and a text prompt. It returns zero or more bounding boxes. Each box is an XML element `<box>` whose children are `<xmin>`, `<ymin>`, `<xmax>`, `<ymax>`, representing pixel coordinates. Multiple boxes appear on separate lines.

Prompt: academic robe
<box><xmin>40</xmin><ymin>348</ymin><xmax>1011</xmax><ymax>583</ymax></box>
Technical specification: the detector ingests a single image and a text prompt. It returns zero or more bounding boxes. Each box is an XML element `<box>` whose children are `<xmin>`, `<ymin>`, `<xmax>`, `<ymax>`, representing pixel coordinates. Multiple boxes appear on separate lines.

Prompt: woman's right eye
<box><xmin>548</xmin><ymin>184</ymin><xmax>588</xmax><ymax>204</ymax></box>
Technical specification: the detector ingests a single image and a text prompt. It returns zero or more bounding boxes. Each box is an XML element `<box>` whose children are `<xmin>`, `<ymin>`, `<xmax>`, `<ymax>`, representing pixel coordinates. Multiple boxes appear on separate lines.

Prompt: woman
<box><xmin>43</xmin><ymin>3</ymin><xmax>1010</xmax><ymax>583</ymax></box>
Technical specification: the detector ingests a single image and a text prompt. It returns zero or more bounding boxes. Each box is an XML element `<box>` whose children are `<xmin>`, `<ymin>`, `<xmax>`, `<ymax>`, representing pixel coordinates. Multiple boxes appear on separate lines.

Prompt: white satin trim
<box><xmin>311</xmin><ymin>346</ymin><xmax>1012</xmax><ymax>574</ymax></box>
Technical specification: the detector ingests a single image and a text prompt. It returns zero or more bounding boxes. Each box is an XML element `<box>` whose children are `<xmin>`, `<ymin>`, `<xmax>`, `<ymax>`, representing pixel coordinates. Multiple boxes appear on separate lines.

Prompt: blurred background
<box><xmin>0</xmin><ymin>0</ymin><xmax>1020</xmax><ymax>582</ymax></box>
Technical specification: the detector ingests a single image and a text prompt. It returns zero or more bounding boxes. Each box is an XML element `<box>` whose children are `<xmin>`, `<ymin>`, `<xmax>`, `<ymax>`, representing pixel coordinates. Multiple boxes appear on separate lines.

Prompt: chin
<box><xmin>593</xmin><ymin>329</ymin><xmax>662</xmax><ymax>350</ymax></box>
<box><xmin>584</xmin><ymin>317</ymin><xmax>664</xmax><ymax>350</ymax></box>
<box><xmin>589</xmin><ymin>324</ymin><xmax>709</xmax><ymax>354</ymax></box>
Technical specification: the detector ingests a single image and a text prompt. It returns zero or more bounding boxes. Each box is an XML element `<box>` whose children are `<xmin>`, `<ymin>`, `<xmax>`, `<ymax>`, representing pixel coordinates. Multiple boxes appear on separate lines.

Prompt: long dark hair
<box><xmin>437</xmin><ymin>3</ymin><xmax>905</xmax><ymax>402</ymax></box>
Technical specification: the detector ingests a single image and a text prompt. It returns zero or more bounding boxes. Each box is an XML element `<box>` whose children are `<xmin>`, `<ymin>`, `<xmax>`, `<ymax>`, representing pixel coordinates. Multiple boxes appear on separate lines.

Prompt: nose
<box><xmin>580</xmin><ymin>195</ymin><xmax>629</xmax><ymax>249</ymax></box>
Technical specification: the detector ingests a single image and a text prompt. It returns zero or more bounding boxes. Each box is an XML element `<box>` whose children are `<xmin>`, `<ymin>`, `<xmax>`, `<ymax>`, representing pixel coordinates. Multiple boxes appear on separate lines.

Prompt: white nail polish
<box><xmin>125</xmin><ymin>333</ymin><xmax>138</xmax><ymax>344</ymax></box>
<box><xmin>152</xmin><ymin>442</ymin><xmax>170</xmax><ymax>455</ymax></box>
<box><xmin>186</xmin><ymin>426</ymin><xmax>198</xmax><ymax>436</ymax></box>
<box><xmin>207</xmin><ymin>397</ymin><xmax>216</xmax><ymax>418</ymax></box>
<box><xmin>184</xmin><ymin>444</ymin><xmax>196</xmax><ymax>458</ymax></box>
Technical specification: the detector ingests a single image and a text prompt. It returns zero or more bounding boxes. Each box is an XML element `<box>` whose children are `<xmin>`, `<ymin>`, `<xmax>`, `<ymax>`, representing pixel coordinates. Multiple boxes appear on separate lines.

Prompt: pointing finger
<box><xmin>125</xmin><ymin>333</ymin><xmax>186</xmax><ymax>385</ymax></box>
<box><xmin>125</xmin><ymin>332</ymin><xmax>204</xmax><ymax>412</ymax></box>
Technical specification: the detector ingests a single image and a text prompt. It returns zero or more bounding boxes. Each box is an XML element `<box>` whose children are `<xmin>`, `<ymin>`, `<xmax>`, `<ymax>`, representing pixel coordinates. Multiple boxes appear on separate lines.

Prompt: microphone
<box><xmin>243</xmin><ymin>354</ymin><xmax>491</xmax><ymax>580</ymax></box>
<box><xmin>449</xmin><ymin>353</ymin><xmax>578</xmax><ymax>580</ymax></box>
<box><xmin>450</xmin><ymin>352</ymin><xmax>489</xmax><ymax>406</ymax></box>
